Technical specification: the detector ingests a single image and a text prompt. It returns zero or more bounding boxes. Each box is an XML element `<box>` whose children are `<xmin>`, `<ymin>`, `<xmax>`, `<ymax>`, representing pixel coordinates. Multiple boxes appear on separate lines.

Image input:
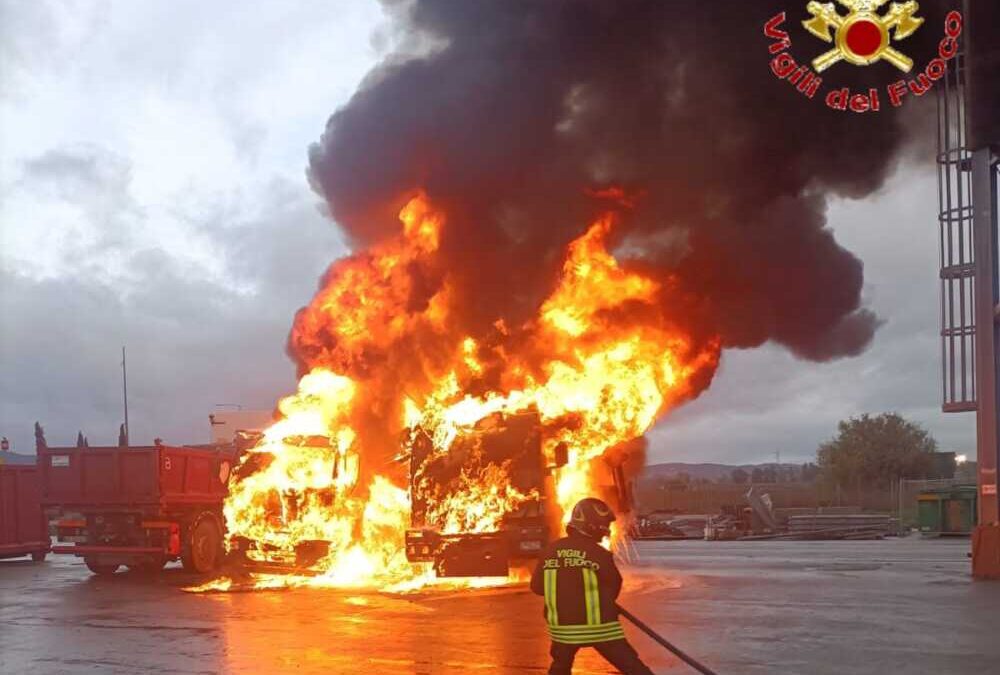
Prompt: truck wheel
<box><xmin>182</xmin><ymin>516</ymin><xmax>222</xmax><ymax>574</ymax></box>
<box><xmin>85</xmin><ymin>559</ymin><xmax>120</xmax><ymax>575</ymax></box>
<box><xmin>31</xmin><ymin>551</ymin><xmax>47</xmax><ymax>563</ymax></box>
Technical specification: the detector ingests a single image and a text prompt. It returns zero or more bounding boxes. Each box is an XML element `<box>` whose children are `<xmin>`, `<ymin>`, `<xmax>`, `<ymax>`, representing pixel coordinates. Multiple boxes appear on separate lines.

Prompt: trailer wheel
<box><xmin>31</xmin><ymin>551</ymin><xmax>47</xmax><ymax>563</ymax></box>
<box><xmin>182</xmin><ymin>515</ymin><xmax>222</xmax><ymax>574</ymax></box>
<box><xmin>84</xmin><ymin>558</ymin><xmax>120</xmax><ymax>575</ymax></box>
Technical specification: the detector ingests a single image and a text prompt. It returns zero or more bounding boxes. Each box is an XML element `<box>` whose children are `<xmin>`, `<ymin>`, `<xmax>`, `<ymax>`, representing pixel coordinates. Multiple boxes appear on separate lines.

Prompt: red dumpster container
<box><xmin>39</xmin><ymin>444</ymin><xmax>235</xmax><ymax>576</ymax></box>
<box><xmin>0</xmin><ymin>464</ymin><xmax>50</xmax><ymax>561</ymax></box>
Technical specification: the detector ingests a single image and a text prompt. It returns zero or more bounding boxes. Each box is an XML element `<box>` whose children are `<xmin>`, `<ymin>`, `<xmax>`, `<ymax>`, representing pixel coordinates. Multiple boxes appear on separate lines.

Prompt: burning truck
<box><xmin>404</xmin><ymin>410</ymin><xmax>565</xmax><ymax>576</ymax></box>
<box><xmin>226</xmin><ymin>404</ymin><xmax>638</xmax><ymax>580</ymax></box>
<box><xmin>403</xmin><ymin>407</ymin><xmax>643</xmax><ymax>577</ymax></box>
<box><xmin>214</xmin><ymin>196</ymin><xmax>718</xmax><ymax>590</ymax></box>
<box><xmin>403</xmin><ymin>408</ymin><xmax>559</xmax><ymax>577</ymax></box>
<box><xmin>227</xmin><ymin>432</ymin><xmax>357</xmax><ymax>573</ymax></box>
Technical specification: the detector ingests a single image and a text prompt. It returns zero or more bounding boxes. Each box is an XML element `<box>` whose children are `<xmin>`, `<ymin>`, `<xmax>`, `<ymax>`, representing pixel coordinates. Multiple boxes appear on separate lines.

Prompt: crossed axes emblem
<box><xmin>803</xmin><ymin>0</ymin><xmax>924</xmax><ymax>72</ymax></box>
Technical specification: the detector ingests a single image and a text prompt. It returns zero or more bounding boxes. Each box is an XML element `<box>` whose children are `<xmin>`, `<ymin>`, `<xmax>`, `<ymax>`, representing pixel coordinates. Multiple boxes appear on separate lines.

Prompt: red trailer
<box><xmin>39</xmin><ymin>444</ymin><xmax>234</xmax><ymax>575</ymax></box>
<box><xmin>0</xmin><ymin>464</ymin><xmax>50</xmax><ymax>562</ymax></box>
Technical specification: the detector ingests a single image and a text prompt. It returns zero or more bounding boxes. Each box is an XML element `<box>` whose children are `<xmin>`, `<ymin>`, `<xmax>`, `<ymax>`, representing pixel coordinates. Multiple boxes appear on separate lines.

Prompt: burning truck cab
<box><xmin>402</xmin><ymin>406</ymin><xmax>639</xmax><ymax>578</ymax></box>
<box><xmin>403</xmin><ymin>408</ymin><xmax>568</xmax><ymax>577</ymax></box>
<box><xmin>227</xmin><ymin>432</ymin><xmax>358</xmax><ymax>573</ymax></box>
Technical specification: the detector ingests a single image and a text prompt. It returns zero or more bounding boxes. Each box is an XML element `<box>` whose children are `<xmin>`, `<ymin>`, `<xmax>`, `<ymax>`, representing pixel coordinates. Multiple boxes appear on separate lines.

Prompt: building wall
<box><xmin>208</xmin><ymin>410</ymin><xmax>275</xmax><ymax>443</ymax></box>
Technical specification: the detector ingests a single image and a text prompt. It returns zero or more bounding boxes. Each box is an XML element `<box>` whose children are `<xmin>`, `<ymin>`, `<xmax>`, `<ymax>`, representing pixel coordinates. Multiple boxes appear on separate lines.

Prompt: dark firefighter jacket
<box><xmin>530</xmin><ymin>531</ymin><xmax>626</xmax><ymax>644</ymax></box>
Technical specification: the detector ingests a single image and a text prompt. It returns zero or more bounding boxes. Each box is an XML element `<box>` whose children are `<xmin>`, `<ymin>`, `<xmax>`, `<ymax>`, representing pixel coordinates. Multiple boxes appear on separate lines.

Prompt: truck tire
<box><xmin>85</xmin><ymin>558</ymin><xmax>120</xmax><ymax>575</ymax></box>
<box><xmin>182</xmin><ymin>515</ymin><xmax>222</xmax><ymax>574</ymax></box>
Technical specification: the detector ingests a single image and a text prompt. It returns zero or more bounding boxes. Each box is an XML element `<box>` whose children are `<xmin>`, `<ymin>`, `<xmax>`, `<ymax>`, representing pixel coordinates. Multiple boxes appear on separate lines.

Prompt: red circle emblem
<box><xmin>845</xmin><ymin>20</ymin><xmax>882</xmax><ymax>56</ymax></box>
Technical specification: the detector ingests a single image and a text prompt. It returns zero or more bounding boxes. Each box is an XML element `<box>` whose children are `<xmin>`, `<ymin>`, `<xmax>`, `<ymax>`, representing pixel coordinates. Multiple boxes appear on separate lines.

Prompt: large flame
<box><xmin>214</xmin><ymin>193</ymin><xmax>719</xmax><ymax>591</ymax></box>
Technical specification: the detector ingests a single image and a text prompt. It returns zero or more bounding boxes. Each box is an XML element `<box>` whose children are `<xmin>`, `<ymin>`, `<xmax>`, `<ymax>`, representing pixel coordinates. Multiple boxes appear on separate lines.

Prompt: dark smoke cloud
<box><xmin>305</xmin><ymin>0</ymin><xmax>956</xmax><ymax>367</ymax></box>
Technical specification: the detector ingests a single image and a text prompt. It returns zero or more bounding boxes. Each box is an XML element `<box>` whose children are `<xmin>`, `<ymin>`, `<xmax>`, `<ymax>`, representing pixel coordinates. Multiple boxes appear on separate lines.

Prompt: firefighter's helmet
<box><xmin>569</xmin><ymin>497</ymin><xmax>616</xmax><ymax>539</ymax></box>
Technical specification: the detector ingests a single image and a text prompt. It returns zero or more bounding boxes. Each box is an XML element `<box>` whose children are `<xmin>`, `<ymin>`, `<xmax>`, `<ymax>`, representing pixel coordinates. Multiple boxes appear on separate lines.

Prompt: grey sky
<box><xmin>653</xmin><ymin>161</ymin><xmax>976</xmax><ymax>464</ymax></box>
<box><xmin>0</xmin><ymin>1</ymin><xmax>975</xmax><ymax>463</ymax></box>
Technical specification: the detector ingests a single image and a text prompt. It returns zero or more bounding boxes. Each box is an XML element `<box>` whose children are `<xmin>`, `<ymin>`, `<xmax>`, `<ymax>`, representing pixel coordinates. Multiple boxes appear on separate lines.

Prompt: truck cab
<box><xmin>226</xmin><ymin>433</ymin><xmax>351</xmax><ymax>573</ymax></box>
<box><xmin>403</xmin><ymin>409</ymin><xmax>562</xmax><ymax>577</ymax></box>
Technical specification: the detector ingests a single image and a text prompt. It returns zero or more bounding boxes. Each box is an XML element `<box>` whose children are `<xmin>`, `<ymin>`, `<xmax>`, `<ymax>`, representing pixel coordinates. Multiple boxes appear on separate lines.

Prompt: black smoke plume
<box><xmin>302</xmin><ymin>0</ymin><xmax>955</xmax><ymax>369</ymax></box>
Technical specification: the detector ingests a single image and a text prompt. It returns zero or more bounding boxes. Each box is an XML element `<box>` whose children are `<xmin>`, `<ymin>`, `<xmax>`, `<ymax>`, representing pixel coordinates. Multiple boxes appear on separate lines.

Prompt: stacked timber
<box><xmin>787</xmin><ymin>514</ymin><xmax>892</xmax><ymax>534</ymax></box>
<box><xmin>737</xmin><ymin>514</ymin><xmax>895</xmax><ymax>541</ymax></box>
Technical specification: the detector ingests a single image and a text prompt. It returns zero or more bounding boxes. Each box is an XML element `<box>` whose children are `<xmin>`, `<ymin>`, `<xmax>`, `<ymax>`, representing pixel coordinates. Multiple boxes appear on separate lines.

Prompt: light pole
<box><xmin>121</xmin><ymin>346</ymin><xmax>129</xmax><ymax>446</ymax></box>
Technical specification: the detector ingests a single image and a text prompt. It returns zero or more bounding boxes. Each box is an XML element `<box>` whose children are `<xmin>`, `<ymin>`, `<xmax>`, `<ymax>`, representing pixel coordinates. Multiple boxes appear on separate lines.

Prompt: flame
<box><xmin>215</xmin><ymin>193</ymin><xmax>719</xmax><ymax>592</ymax></box>
<box><xmin>421</xmin><ymin>463</ymin><xmax>538</xmax><ymax>535</ymax></box>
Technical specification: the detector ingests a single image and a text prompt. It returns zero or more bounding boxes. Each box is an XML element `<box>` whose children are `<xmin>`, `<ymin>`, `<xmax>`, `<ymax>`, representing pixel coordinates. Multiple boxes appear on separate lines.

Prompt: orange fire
<box><xmin>216</xmin><ymin>193</ymin><xmax>719</xmax><ymax>591</ymax></box>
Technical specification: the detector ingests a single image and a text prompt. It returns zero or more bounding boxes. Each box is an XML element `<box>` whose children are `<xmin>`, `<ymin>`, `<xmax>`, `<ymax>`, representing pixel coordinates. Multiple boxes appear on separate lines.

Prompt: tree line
<box><xmin>653</xmin><ymin>412</ymin><xmax>954</xmax><ymax>489</ymax></box>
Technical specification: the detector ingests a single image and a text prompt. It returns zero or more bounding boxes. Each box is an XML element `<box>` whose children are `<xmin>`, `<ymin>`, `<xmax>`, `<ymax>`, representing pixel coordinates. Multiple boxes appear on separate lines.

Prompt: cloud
<box><xmin>4</xmin><ymin>145</ymin><xmax>139</xmax><ymax>277</ymax></box>
<box><xmin>0</xmin><ymin>175</ymin><xmax>344</xmax><ymax>453</ymax></box>
<box><xmin>648</xmin><ymin>164</ymin><xmax>975</xmax><ymax>464</ymax></box>
<box><xmin>0</xmin><ymin>1</ymin><xmax>386</xmax><ymax>452</ymax></box>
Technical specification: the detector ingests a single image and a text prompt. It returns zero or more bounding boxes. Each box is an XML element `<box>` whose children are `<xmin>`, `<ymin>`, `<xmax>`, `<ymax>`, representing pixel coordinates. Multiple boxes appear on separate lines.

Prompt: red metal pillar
<box><xmin>971</xmin><ymin>146</ymin><xmax>1000</xmax><ymax>579</ymax></box>
<box><xmin>964</xmin><ymin>0</ymin><xmax>1000</xmax><ymax>579</ymax></box>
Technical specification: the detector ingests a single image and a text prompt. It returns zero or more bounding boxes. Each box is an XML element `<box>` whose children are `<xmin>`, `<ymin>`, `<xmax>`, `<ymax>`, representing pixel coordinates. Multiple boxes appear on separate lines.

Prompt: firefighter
<box><xmin>530</xmin><ymin>497</ymin><xmax>654</xmax><ymax>675</ymax></box>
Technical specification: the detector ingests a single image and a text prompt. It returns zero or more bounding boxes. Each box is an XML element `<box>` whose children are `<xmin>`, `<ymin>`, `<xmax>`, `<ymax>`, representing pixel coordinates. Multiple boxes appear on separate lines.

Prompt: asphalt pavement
<box><xmin>0</xmin><ymin>537</ymin><xmax>995</xmax><ymax>674</ymax></box>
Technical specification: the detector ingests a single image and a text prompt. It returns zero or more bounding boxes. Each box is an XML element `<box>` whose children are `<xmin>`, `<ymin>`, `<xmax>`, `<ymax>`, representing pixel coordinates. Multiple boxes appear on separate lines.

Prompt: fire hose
<box><xmin>616</xmin><ymin>605</ymin><xmax>719</xmax><ymax>675</ymax></box>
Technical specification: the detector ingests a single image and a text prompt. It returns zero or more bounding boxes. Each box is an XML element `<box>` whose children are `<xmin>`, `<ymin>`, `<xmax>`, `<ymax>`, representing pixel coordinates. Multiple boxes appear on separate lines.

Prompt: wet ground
<box><xmin>0</xmin><ymin>537</ymin><xmax>996</xmax><ymax>674</ymax></box>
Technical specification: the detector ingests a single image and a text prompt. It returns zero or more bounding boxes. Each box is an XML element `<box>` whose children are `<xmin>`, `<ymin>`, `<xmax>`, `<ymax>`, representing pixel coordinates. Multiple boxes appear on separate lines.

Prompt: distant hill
<box><xmin>0</xmin><ymin>450</ymin><xmax>36</xmax><ymax>466</ymax></box>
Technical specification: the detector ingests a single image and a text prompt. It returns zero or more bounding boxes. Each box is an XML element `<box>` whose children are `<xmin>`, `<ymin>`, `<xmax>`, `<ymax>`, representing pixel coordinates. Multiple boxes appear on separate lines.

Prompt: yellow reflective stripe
<box><xmin>548</xmin><ymin>621</ymin><xmax>625</xmax><ymax>644</ymax></box>
<box><xmin>582</xmin><ymin>568</ymin><xmax>601</xmax><ymax>625</ymax></box>
<box><xmin>550</xmin><ymin>631</ymin><xmax>626</xmax><ymax>643</ymax></box>
<box><xmin>544</xmin><ymin>568</ymin><xmax>559</xmax><ymax>626</ymax></box>
<box><xmin>550</xmin><ymin>633</ymin><xmax>625</xmax><ymax>645</ymax></box>
<box><xmin>549</xmin><ymin>624</ymin><xmax>624</xmax><ymax>637</ymax></box>
<box><xmin>543</xmin><ymin>569</ymin><xmax>552</xmax><ymax>622</ymax></box>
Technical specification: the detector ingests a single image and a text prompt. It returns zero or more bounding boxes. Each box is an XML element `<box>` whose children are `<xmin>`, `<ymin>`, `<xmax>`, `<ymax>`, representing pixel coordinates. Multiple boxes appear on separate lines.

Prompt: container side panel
<box><xmin>82</xmin><ymin>453</ymin><xmax>118</xmax><ymax>501</ymax></box>
<box><xmin>0</xmin><ymin>467</ymin><xmax>45</xmax><ymax>547</ymax></box>
<box><xmin>160</xmin><ymin>449</ymin><xmax>184</xmax><ymax>495</ymax></box>
<box><xmin>16</xmin><ymin>469</ymin><xmax>44</xmax><ymax>541</ymax></box>
<box><xmin>120</xmin><ymin>452</ymin><xmax>158</xmax><ymax>500</ymax></box>
<box><xmin>183</xmin><ymin>454</ymin><xmax>212</xmax><ymax>496</ymax></box>
<box><xmin>0</xmin><ymin>472</ymin><xmax>15</xmax><ymax>545</ymax></box>
<box><xmin>40</xmin><ymin>447</ymin><xmax>162</xmax><ymax>506</ymax></box>
<box><xmin>44</xmin><ymin>451</ymin><xmax>82</xmax><ymax>503</ymax></box>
